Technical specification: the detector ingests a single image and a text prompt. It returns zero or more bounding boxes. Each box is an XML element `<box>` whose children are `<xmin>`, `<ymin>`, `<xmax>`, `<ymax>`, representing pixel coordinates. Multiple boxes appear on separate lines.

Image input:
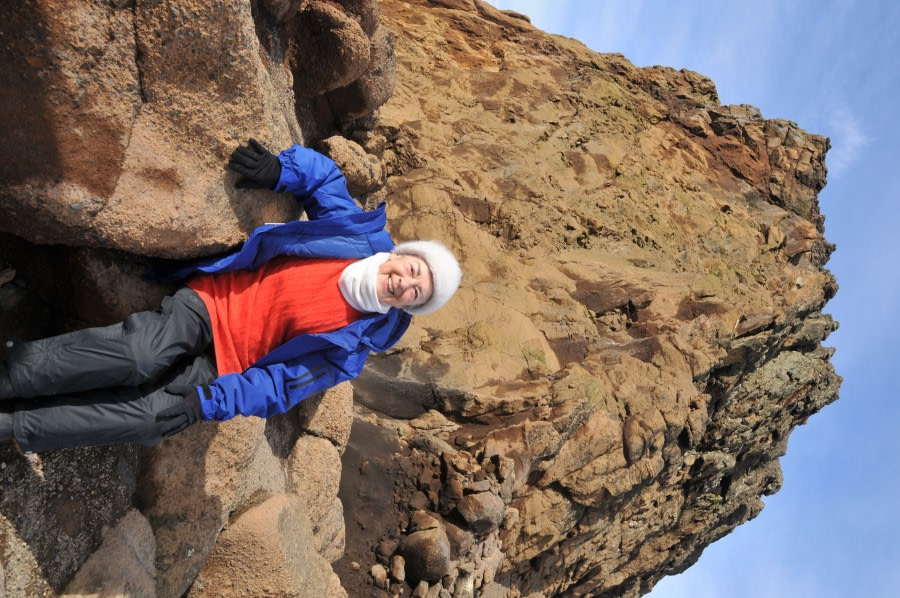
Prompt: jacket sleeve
<box><xmin>198</xmin><ymin>348</ymin><xmax>370</xmax><ymax>421</ymax></box>
<box><xmin>274</xmin><ymin>145</ymin><xmax>363</xmax><ymax>220</ymax></box>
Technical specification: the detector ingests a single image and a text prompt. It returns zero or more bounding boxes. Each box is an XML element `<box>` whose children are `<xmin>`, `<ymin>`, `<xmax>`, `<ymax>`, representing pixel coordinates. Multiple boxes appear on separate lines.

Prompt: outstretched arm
<box><xmin>198</xmin><ymin>349</ymin><xmax>369</xmax><ymax>421</ymax></box>
<box><xmin>228</xmin><ymin>139</ymin><xmax>361</xmax><ymax>220</ymax></box>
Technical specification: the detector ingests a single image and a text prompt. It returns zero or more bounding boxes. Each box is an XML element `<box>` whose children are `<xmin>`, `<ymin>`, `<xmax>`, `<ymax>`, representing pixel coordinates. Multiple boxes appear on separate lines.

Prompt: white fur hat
<box><xmin>391</xmin><ymin>240</ymin><xmax>462</xmax><ymax>315</ymax></box>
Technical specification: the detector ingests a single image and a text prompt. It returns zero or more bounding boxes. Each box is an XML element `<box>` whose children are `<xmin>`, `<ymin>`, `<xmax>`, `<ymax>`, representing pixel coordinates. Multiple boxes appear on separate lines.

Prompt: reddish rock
<box><xmin>261</xmin><ymin>0</ymin><xmax>307</xmax><ymax>21</ymax></box>
<box><xmin>390</xmin><ymin>554</ymin><xmax>406</xmax><ymax>581</ymax></box>
<box><xmin>137</xmin><ymin>418</ymin><xmax>265</xmax><ymax>597</ymax></box>
<box><xmin>443</xmin><ymin>520</ymin><xmax>475</xmax><ymax>559</ymax></box>
<box><xmin>289</xmin><ymin>435</ymin><xmax>343</xmax><ymax>522</ymax></box>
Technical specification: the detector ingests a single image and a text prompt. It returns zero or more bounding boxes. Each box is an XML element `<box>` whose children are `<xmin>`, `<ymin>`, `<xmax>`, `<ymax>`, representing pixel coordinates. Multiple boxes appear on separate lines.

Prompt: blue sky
<box><xmin>491</xmin><ymin>1</ymin><xmax>900</xmax><ymax>596</ymax></box>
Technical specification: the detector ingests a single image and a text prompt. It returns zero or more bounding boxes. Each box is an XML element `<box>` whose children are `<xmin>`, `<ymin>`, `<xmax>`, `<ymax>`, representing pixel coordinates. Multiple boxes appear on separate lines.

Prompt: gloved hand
<box><xmin>156</xmin><ymin>383</ymin><xmax>207</xmax><ymax>437</ymax></box>
<box><xmin>228</xmin><ymin>138</ymin><xmax>282</xmax><ymax>190</ymax></box>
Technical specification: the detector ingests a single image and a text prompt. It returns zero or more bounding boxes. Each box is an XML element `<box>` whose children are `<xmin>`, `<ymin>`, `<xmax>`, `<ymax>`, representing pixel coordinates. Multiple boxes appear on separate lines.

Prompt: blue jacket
<box><xmin>169</xmin><ymin>145</ymin><xmax>412</xmax><ymax>421</ymax></box>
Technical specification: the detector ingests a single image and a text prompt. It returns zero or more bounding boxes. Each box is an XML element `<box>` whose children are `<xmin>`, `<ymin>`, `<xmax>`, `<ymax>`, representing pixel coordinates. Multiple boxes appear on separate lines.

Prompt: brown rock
<box><xmin>407</xmin><ymin>431</ymin><xmax>458</xmax><ymax>457</ymax></box>
<box><xmin>501</xmin><ymin>507</ymin><xmax>519</xmax><ymax>531</ymax></box>
<box><xmin>328</xmin><ymin>571</ymin><xmax>350</xmax><ymax>598</ymax></box>
<box><xmin>464</xmin><ymin>479</ymin><xmax>492</xmax><ymax>493</ymax></box>
<box><xmin>346</xmin><ymin>2</ymin><xmax>839</xmax><ymax>596</ymax></box>
<box><xmin>297</xmin><ymin>381</ymin><xmax>354</xmax><ymax>453</ymax></box>
<box><xmin>570</xmin><ymin>286</ymin><xmax>630</xmax><ymax>315</ymax></box>
<box><xmin>400</xmin><ymin>525</ymin><xmax>453</xmax><ymax>583</ymax></box>
<box><xmin>261</xmin><ymin>0</ymin><xmax>306</xmax><ymax>21</ymax></box>
<box><xmin>456</xmin><ymin>492</ymin><xmax>505</xmax><ymax>535</ymax></box>
<box><xmin>371</xmin><ymin>562</ymin><xmax>389</xmax><ymax>589</ymax></box>
<box><xmin>427</xmin><ymin>0</ymin><xmax>477</xmax><ymax>12</ymax></box>
<box><xmin>443</xmin><ymin>519</ymin><xmax>475</xmax><ymax>559</ymax></box>
<box><xmin>0</xmin><ymin>0</ymin><xmax>308</xmax><ymax>258</ymax></box>
<box><xmin>409</xmin><ymin>490</ymin><xmax>430</xmax><ymax>510</ymax></box>
<box><xmin>335</xmin><ymin>0</ymin><xmax>382</xmax><ymax>36</ymax></box>
<box><xmin>318</xmin><ymin>135</ymin><xmax>384</xmax><ymax>196</ymax></box>
<box><xmin>61</xmin><ymin>509</ymin><xmax>156</xmax><ymax>597</ymax></box>
<box><xmin>0</xmin><ymin>1</ymin><xmax>138</xmax><ymax>201</ymax></box>
<box><xmin>622</xmin><ymin>415</ymin><xmax>656</xmax><ymax>464</ymax></box>
<box><xmin>377</xmin><ymin>537</ymin><xmax>401</xmax><ymax>560</ymax></box>
<box><xmin>326</xmin><ymin>25</ymin><xmax>397</xmax><ymax>122</ymax></box>
<box><xmin>137</xmin><ymin>418</ymin><xmax>265</xmax><ymax>597</ymax></box>
<box><xmin>289</xmin><ymin>1</ymin><xmax>371</xmax><ymax>98</ymax></box>
<box><xmin>410</xmin><ymin>510</ymin><xmax>442</xmax><ymax>531</ymax></box>
<box><xmin>391</xmin><ymin>554</ymin><xmax>407</xmax><ymax>581</ymax></box>
<box><xmin>313</xmin><ymin>498</ymin><xmax>347</xmax><ymax>563</ymax></box>
<box><xmin>188</xmin><ymin>494</ymin><xmax>333</xmax><ymax>597</ymax></box>
<box><xmin>735</xmin><ymin>313</ymin><xmax>776</xmax><ymax>338</ymax></box>
<box><xmin>444</xmin><ymin>477</ymin><xmax>465</xmax><ymax>502</ymax></box>
<box><xmin>289</xmin><ymin>435</ymin><xmax>343</xmax><ymax>523</ymax></box>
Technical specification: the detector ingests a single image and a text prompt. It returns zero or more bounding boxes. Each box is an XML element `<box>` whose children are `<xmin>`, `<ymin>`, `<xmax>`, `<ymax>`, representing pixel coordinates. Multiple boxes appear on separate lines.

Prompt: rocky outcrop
<box><xmin>0</xmin><ymin>0</ymin><xmax>838</xmax><ymax>597</ymax></box>
<box><xmin>330</xmin><ymin>1</ymin><xmax>839</xmax><ymax>596</ymax></box>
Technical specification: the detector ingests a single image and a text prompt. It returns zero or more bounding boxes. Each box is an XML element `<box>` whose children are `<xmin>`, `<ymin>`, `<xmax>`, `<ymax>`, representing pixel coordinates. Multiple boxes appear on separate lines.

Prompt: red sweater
<box><xmin>188</xmin><ymin>256</ymin><xmax>364</xmax><ymax>375</ymax></box>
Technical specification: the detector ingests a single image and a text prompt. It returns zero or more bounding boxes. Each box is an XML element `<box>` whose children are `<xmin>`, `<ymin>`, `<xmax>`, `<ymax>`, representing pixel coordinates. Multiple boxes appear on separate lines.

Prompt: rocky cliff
<box><xmin>0</xmin><ymin>0</ymin><xmax>839</xmax><ymax>597</ymax></box>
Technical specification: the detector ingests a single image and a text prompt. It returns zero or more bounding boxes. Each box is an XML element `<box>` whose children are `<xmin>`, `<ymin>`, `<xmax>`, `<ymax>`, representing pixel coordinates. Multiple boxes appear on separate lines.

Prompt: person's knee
<box><xmin>122</xmin><ymin>310</ymin><xmax>175</xmax><ymax>383</ymax></box>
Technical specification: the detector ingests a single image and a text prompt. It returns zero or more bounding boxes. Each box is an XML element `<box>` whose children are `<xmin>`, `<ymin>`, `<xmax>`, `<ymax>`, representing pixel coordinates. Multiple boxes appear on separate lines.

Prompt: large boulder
<box><xmin>288</xmin><ymin>1</ymin><xmax>372</xmax><ymax>98</ymax></box>
<box><xmin>136</xmin><ymin>418</ymin><xmax>265</xmax><ymax>597</ymax></box>
<box><xmin>0</xmin><ymin>0</ymin><xmax>397</xmax><ymax>260</ymax></box>
<box><xmin>0</xmin><ymin>0</ymin><xmax>301</xmax><ymax>259</ymax></box>
<box><xmin>188</xmin><ymin>493</ymin><xmax>334</xmax><ymax>597</ymax></box>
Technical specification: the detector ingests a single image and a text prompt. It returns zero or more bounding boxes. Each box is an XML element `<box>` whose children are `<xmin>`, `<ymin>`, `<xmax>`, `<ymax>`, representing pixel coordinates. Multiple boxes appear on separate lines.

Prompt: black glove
<box><xmin>228</xmin><ymin>138</ymin><xmax>282</xmax><ymax>190</ymax></box>
<box><xmin>156</xmin><ymin>383</ymin><xmax>206</xmax><ymax>438</ymax></box>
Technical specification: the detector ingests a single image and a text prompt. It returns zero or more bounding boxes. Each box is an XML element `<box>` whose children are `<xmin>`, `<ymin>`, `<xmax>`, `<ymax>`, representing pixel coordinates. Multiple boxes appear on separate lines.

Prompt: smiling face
<box><xmin>377</xmin><ymin>254</ymin><xmax>434</xmax><ymax>309</ymax></box>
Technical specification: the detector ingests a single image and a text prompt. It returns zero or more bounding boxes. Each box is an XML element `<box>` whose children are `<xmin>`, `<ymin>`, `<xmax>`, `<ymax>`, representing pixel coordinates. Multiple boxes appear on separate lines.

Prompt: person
<box><xmin>0</xmin><ymin>139</ymin><xmax>462</xmax><ymax>452</ymax></box>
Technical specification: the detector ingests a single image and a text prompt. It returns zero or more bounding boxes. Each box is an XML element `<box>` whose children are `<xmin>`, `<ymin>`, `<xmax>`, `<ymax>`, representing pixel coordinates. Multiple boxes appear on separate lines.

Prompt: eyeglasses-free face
<box><xmin>376</xmin><ymin>254</ymin><xmax>433</xmax><ymax>308</ymax></box>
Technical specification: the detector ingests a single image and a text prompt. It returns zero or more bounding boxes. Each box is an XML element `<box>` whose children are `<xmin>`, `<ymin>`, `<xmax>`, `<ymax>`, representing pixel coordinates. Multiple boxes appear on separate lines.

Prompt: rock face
<box><xmin>333</xmin><ymin>1</ymin><xmax>839</xmax><ymax>597</ymax></box>
<box><xmin>0</xmin><ymin>0</ymin><xmax>838</xmax><ymax>597</ymax></box>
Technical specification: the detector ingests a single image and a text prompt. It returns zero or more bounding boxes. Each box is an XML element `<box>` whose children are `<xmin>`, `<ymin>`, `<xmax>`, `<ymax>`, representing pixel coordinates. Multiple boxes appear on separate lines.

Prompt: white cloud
<box><xmin>824</xmin><ymin>105</ymin><xmax>870</xmax><ymax>177</ymax></box>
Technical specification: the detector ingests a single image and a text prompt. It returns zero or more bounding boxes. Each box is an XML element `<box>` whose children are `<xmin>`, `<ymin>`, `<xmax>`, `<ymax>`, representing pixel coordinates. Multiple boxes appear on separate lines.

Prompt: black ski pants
<box><xmin>2</xmin><ymin>288</ymin><xmax>216</xmax><ymax>452</ymax></box>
